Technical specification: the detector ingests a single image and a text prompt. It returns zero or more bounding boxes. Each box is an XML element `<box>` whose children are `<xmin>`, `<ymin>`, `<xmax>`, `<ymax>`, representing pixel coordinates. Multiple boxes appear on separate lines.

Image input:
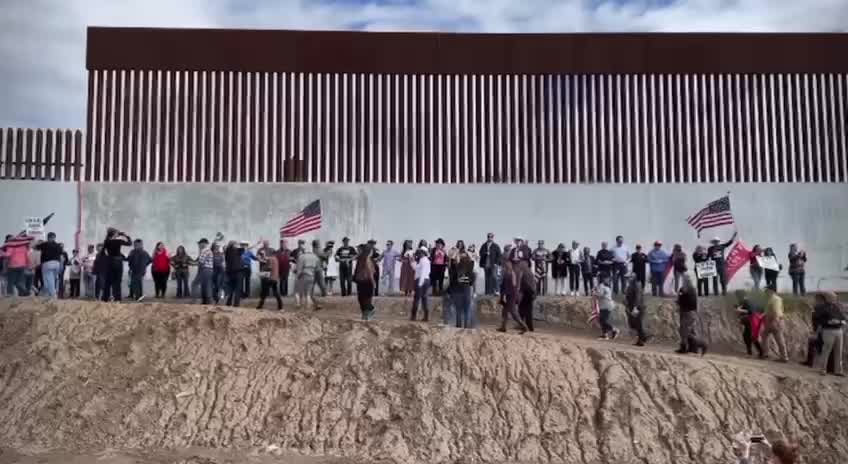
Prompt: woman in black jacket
<box><xmin>692</xmin><ymin>245</ymin><xmax>710</xmax><ymax>297</ymax></box>
<box><xmin>676</xmin><ymin>275</ymin><xmax>707</xmax><ymax>356</ymax></box>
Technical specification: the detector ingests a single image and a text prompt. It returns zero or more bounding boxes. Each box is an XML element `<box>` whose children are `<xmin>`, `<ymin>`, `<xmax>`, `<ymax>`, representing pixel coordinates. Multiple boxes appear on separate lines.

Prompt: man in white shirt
<box><xmin>410</xmin><ymin>247</ymin><xmax>431</xmax><ymax>322</ymax></box>
<box><xmin>567</xmin><ymin>241</ymin><xmax>581</xmax><ymax>296</ymax></box>
<box><xmin>611</xmin><ymin>235</ymin><xmax>630</xmax><ymax>295</ymax></box>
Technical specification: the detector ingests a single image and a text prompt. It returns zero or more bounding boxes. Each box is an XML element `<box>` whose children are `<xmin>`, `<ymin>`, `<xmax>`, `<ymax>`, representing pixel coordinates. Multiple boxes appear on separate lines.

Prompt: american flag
<box><xmin>687</xmin><ymin>195</ymin><xmax>735</xmax><ymax>237</ymax></box>
<box><xmin>588</xmin><ymin>297</ymin><xmax>600</xmax><ymax>325</ymax></box>
<box><xmin>280</xmin><ymin>200</ymin><xmax>322</xmax><ymax>238</ymax></box>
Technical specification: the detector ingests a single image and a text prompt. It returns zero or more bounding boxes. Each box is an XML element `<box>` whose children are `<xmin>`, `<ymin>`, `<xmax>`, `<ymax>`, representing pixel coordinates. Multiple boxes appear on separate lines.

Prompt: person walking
<box><xmin>310</xmin><ymin>239</ymin><xmax>329</xmax><ymax>303</ymax></box>
<box><xmin>675</xmin><ymin>274</ymin><xmax>708</xmax><ymax>356</ymax></box>
<box><xmin>630</xmin><ymin>244</ymin><xmax>648</xmax><ymax>290</ymax></box>
<box><xmin>101</xmin><ymin>228</ymin><xmax>132</xmax><ymax>302</ymax></box>
<box><xmin>34</xmin><ymin>232</ymin><xmax>63</xmax><ymax>298</ymax></box>
<box><xmin>497</xmin><ymin>259</ymin><xmax>529</xmax><ymax>333</ymax></box>
<box><xmin>648</xmin><ymin>241</ymin><xmax>670</xmax><ymax>297</ymax></box>
<box><xmin>335</xmin><ymin>237</ymin><xmax>356</xmax><ymax>297</ymax></box>
<box><xmin>399</xmin><ymin>240</ymin><xmax>416</xmax><ymax>297</ymax></box>
<box><xmin>82</xmin><ymin>244</ymin><xmax>97</xmax><ymax>298</ymax></box>
<box><xmin>170</xmin><ymin>246</ymin><xmax>191</xmax><ymax>298</ymax></box>
<box><xmin>567</xmin><ymin>241</ymin><xmax>581</xmax><ymax>296</ymax></box>
<box><xmin>551</xmin><ymin>243</ymin><xmax>569</xmax><ymax>296</ymax></box>
<box><xmin>579</xmin><ymin>246</ymin><xmax>595</xmax><ymax>296</ymax></box>
<box><xmin>354</xmin><ymin>244</ymin><xmax>376</xmax><ymax>320</ymax></box>
<box><xmin>611</xmin><ymin>235</ymin><xmax>630</xmax><ymax>295</ymax></box>
<box><xmin>812</xmin><ymin>292</ymin><xmax>845</xmax><ymax>376</ymax></box>
<box><xmin>67</xmin><ymin>249</ymin><xmax>81</xmax><ymax>298</ymax></box>
<box><xmin>516</xmin><ymin>261</ymin><xmax>537</xmax><ymax>332</ymax></box>
<box><xmin>624</xmin><ymin>274</ymin><xmax>648</xmax><ymax>346</ymax></box>
<box><xmin>706</xmin><ymin>232</ymin><xmax>738</xmax><ymax>296</ymax></box>
<box><xmin>380</xmin><ymin>240</ymin><xmax>400</xmax><ymax>295</ymax></box>
<box><xmin>295</xmin><ymin>243</ymin><xmax>319</xmax><ymax>309</ymax></box>
<box><xmin>150</xmin><ymin>242</ymin><xmax>170</xmax><ymax>298</ymax></box>
<box><xmin>788</xmin><ymin>243</ymin><xmax>807</xmax><ymax>296</ymax></box>
<box><xmin>410</xmin><ymin>247</ymin><xmax>431</xmax><ymax>321</ymax></box>
<box><xmin>532</xmin><ymin>240</ymin><xmax>552</xmax><ymax>296</ymax></box>
<box><xmin>734</xmin><ymin>290</ymin><xmax>764</xmax><ymax>357</ymax></box>
<box><xmin>671</xmin><ymin>244</ymin><xmax>687</xmax><ymax>293</ymax></box>
<box><xmin>224</xmin><ymin>240</ymin><xmax>244</xmax><ymax>307</ymax></box>
<box><xmin>479</xmin><ymin>232</ymin><xmax>502</xmax><ymax>296</ymax></box>
<box><xmin>191</xmin><ymin>238</ymin><xmax>215</xmax><ymax>305</ymax></box>
<box><xmin>692</xmin><ymin>245</ymin><xmax>710</xmax><ymax>296</ymax></box>
<box><xmin>276</xmin><ymin>240</ymin><xmax>292</xmax><ymax>297</ymax></box>
<box><xmin>430</xmin><ymin>239</ymin><xmax>448</xmax><ymax>296</ymax></box>
<box><xmin>127</xmin><ymin>239</ymin><xmax>152</xmax><ymax>301</ymax></box>
<box><xmin>748</xmin><ymin>245</ymin><xmax>764</xmax><ymax>291</ymax></box>
<box><xmin>256</xmin><ymin>247</ymin><xmax>283</xmax><ymax>311</ymax></box>
<box><xmin>593</xmin><ymin>276</ymin><xmax>619</xmax><ymax>340</ymax></box>
<box><xmin>1</xmin><ymin>234</ymin><xmax>35</xmax><ymax>296</ymax></box>
<box><xmin>760</xmin><ymin>287</ymin><xmax>789</xmax><ymax>362</ymax></box>
<box><xmin>763</xmin><ymin>247</ymin><xmax>782</xmax><ymax>291</ymax></box>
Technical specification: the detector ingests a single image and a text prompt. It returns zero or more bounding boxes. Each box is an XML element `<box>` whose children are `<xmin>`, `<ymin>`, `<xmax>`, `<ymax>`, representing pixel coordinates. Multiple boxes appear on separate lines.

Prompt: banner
<box><xmin>725</xmin><ymin>240</ymin><xmax>751</xmax><ymax>282</ymax></box>
<box><xmin>756</xmin><ymin>255</ymin><xmax>780</xmax><ymax>272</ymax></box>
<box><xmin>695</xmin><ymin>260</ymin><xmax>717</xmax><ymax>279</ymax></box>
<box><xmin>24</xmin><ymin>217</ymin><xmax>44</xmax><ymax>240</ymax></box>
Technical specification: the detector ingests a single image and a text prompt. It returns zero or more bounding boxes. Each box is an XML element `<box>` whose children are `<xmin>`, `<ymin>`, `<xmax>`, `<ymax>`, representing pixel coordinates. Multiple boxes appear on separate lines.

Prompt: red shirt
<box><xmin>152</xmin><ymin>250</ymin><xmax>171</xmax><ymax>273</ymax></box>
<box><xmin>276</xmin><ymin>249</ymin><xmax>291</xmax><ymax>274</ymax></box>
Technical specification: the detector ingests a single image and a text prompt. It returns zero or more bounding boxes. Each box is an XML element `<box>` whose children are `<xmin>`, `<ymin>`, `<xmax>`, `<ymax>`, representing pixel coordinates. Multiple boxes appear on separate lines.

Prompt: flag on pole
<box><xmin>662</xmin><ymin>261</ymin><xmax>676</xmax><ymax>296</ymax></box>
<box><xmin>588</xmin><ymin>297</ymin><xmax>600</xmax><ymax>326</ymax></box>
<box><xmin>280</xmin><ymin>200</ymin><xmax>322</xmax><ymax>238</ymax></box>
<box><xmin>686</xmin><ymin>196</ymin><xmax>735</xmax><ymax>237</ymax></box>
<box><xmin>724</xmin><ymin>240</ymin><xmax>752</xmax><ymax>283</ymax></box>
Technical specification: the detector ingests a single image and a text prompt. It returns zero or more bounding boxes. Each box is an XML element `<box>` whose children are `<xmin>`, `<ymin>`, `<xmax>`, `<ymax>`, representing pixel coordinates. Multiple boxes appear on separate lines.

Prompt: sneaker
<box><xmin>597</xmin><ymin>335</ymin><xmax>609</xmax><ymax>341</ymax></box>
<box><xmin>634</xmin><ymin>341</ymin><xmax>645</xmax><ymax>347</ymax></box>
<box><xmin>610</xmin><ymin>329</ymin><xmax>620</xmax><ymax>340</ymax></box>
<box><xmin>777</xmin><ymin>358</ymin><xmax>789</xmax><ymax>363</ymax></box>
<box><xmin>137</xmin><ymin>295</ymin><xmax>145</xmax><ymax>302</ymax></box>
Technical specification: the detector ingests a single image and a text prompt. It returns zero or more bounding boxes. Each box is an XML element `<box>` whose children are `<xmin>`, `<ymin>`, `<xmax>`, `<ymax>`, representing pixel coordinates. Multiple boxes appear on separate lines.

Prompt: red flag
<box><xmin>588</xmin><ymin>298</ymin><xmax>600</xmax><ymax>326</ymax></box>
<box><xmin>662</xmin><ymin>261</ymin><xmax>675</xmax><ymax>295</ymax></box>
<box><xmin>725</xmin><ymin>240</ymin><xmax>751</xmax><ymax>282</ymax></box>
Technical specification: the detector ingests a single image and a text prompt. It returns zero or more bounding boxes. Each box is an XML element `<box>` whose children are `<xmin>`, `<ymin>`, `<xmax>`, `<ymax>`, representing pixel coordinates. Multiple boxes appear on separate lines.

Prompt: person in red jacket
<box><xmin>277</xmin><ymin>240</ymin><xmax>291</xmax><ymax>296</ymax></box>
<box><xmin>151</xmin><ymin>242</ymin><xmax>171</xmax><ymax>298</ymax></box>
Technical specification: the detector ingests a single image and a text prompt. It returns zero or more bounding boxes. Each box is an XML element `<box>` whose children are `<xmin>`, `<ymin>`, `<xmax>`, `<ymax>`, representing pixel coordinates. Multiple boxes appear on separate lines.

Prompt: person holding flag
<box><xmin>707</xmin><ymin>232</ymin><xmax>738</xmax><ymax>296</ymax></box>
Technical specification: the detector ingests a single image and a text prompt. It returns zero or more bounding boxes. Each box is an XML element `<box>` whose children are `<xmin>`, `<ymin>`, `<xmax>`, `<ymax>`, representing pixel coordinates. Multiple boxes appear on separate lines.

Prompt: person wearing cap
<box><xmin>479</xmin><ymin>233</ymin><xmax>502</xmax><ymax>296</ymax></box>
<box><xmin>509</xmin><ymin>237</ymin><xmax>532</xmax><ymax>268</ymax></box>
<box><xmin>567</xmin><ymin>241</ymin><xmax>581</xmax><ymax>296</ymax></box>
<box><xmin>191</xmin><ymin>237</ymin><xmax>217</xmax><ymax>305</ymax></box>
<box><xmin>531</xmin><ymin>240</ymin><xmax>552</xmax><ymax>296</ymax></box>
<box><xmin>647</xmin><ymin>241</ymin><xmax>670</xmax><ymax>297</ymax></box>
<box><xmin>706</xmin><ymin>231</ymin><xmax>738</xmax><ymax>296</ymax></box>
<box><xmin>410</xmin><ymin>246</ymin><xmax>431</xmax><ymax>321</ymax></box>
<box><xmin>611</xmin><ymin>235</ymin><xmax>630</xmax><ymax>295</ymax></box>
<box><xmin>335</xmin><ymin>237</ymin><xmax>357</xmax><ymax>297</ymax></box>
<box><xmin>630</xmin><ymin>244</ymin><xmax>648</xmax><ymax>290</ymax></box>
<box><xmin>692</xmin><ymin>245</ymin><xmax>710</xmax><ymax>296</ymax></box>
<box><xmin>239</xmin><ymin>240</ymin><xmax>259</xmax><ymax>299</ymax></box>
<box><xmin>380</xmin><ymin>240</ymin><xmax>400</xmax><ymax>295</ymax></box>
<box><xmin>126</xmin><ymin>239</ymin><xmax>152</xmax><ymax>302</ymax></box>
<box><xmin>624</xmin><ymin>273</ymin><xmax>649</xmax><ymax>346</ymax></box>
<box><xmin>295</xmin><ymin>241</ymin><xmax>319</xmax><ymax>309</ymax></box>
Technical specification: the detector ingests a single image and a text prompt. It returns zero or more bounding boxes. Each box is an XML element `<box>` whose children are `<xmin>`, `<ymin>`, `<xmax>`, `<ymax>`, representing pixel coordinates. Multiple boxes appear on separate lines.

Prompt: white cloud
<box><xmin>1</xmin><ymin>0</ymin><xmax>845</xmax><ymax>128</ymax></box>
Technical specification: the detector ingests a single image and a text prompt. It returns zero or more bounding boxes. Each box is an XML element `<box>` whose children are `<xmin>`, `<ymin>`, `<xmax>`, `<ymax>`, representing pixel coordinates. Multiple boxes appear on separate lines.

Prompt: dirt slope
<box><xmin>1</xmin><ymin>298</ymin><xmax>847</xmax><ymax>464</ymax></box>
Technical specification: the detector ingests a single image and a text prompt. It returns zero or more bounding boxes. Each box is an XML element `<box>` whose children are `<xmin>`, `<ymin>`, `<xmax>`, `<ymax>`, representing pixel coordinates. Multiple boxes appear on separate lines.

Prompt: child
<box><xmin>127</xmin><ymin>239</ymin><xmax>152</xmax><ymax>301</ymax></box>
<box><xmin>69</xmin><ymin>249</ymin><xmax>82</xmax><ymax>298</ymax></box>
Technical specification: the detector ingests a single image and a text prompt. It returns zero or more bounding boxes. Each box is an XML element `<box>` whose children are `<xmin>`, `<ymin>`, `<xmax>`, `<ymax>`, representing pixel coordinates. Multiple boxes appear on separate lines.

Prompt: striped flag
<box><xmin>280</xmin><ymin>200</ymin><xmax>322</xmax><ymax>238</ymax></box>
<box><xmin>588</xmin><ymin>297</ymin><xmax>600</xmax><ymax>326</ymax></box>
<box><xmin>686</xmin><ymin>196</ymin><xmax>735</xmax><ymax>237</ymax></box>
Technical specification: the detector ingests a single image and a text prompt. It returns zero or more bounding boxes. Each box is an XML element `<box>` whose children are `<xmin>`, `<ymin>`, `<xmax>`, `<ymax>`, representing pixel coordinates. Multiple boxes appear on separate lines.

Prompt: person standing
<box><xmin>256</xmin><ymin>247</ymin><xmax>283</xmax><ymax>311</ymax></box>
<box><xmin>170</xmin><ymin>246</ymin><xmax>191</xmax><ymax>298</ymax></box>
<box><xmin>813</xmin><ymin>292</ymin><xmax>845</xmax><ymax>376</ymax></box>
<box><xmin>675</xmin><ymin>275</ymin><xmax>708</xmax><ymax>356</ymax></box>
<box><xmin>93</xmin><ymin>244</ymin><xmax>108</xmax><ymax>300</ymax></box>
<box><xmin>451</xmin><ymin>241</ymin><xmax>475</xmax><ymax>329</ymax></box>
<box><xmin>311</xmin><ymin>239</ymin><xmax>329</xmax><ymax>302</ymax></box>
<box><xmin>239</xmin><ymin>241</ymin><xmax>258</xmax><ymax>299</ymax></box>
<box><xmin>551</xmin><ymin>243</ymin><xmax>569</xmax><ymax>296</ymax></box>
<box><xmin>369</xmin><ymin>239</ymin><xmax>383</xmax><ymax>296</ymax></box>
<box><xmin>630</xmin><ymin>245</ymin><xmax>648</xmax><ymax>290</ymax></box>
<box><xmin>82</xmin><ymin>244</ymin><xmax>97</xmax><ymax>299</ymax></box>
<box><xmin>509</xmin><ymin>237</ymin><xmax>532</xmax><ymax>268</ymax></box>
<box><xmin>479</xmin><ymin>232</ymin><xmax>502</xmax><ymax>296</ymax></box>
<box><xmin>102</xmin><ymin>228</ymin><xmax>132</xmax><ymax>302</ymax></box>
<box><xmin>579</xmin><ymin>246</ymin><xmax>595</xmax><ymax>296</ymax></box>
<box><xmin>224</xmin><ymin>241</ymin><xmax>244</xmax><ymax>307</ymax></box>
<box><xmin>706</xmin><ymin>232</ymin><xmax>738</xmax><ymax>296</ymax></box>
<box><xmin>567</xmin><ymin>241</ymin><xmax>581</xmax><ymax>296</ymax></box>
<box><xmin>399</xmin><ymin>240</ymin><xmax>416</xmax><ymax>297</ymax></box>
<box><xmin>335</xmin><ymin>237</ymin><xmax>357</xmax><ymax>297</ymax></box>
<box><xmin>516</xmin><ymin>261</ymin><xmax>537</xmax><ymax>332</ymax></box>
<box><xmin>410</xmin><ymin>247</ymin><xmax>431</xmax><ymax>321</ymax></box>
<box><xmin>430</xmin><ymin>239</ymin><xmax>448</xmax><ymax>296</ymax></box>
<box><xmin>127</xmin><ymin>239</ymin><xmax>152</xmax><ymax>301</ymax></box>
<box><xmin>276</xmin><ymin>240</ymin><xmax>292</xmax><ymax>297</ymax></box>
<box><xmin>532</xmin><ymin>240</ymin><xmax>552</xmax><ymax>296</ymax></box>
<box><xmin>1</xmin><ymin>234</ymin><xmax>34</xmax><ymax>296</ymax></box>
<box><xmin>353</xmin><ymin>244</ymin><xmax>376</xmax><ymax>320</ymax></box>
<box><xmin>760</xmin><ymin>287</ymin><xmax>789</xmax><ymax>362</ymax></box>
<box><xmin>671</xmin><ymin>244</ymin><xmax>687</xmax><ymax>293</ymax></box>
<box><xmin>380</xmin><ymin>240</ymin><xmax>400</xmax><ymax>295</ymax></box>
<box><xmin>211</xmin><ymin>243</ymin><xmax>225</xmax><ymax>303</ymax></box>
<box><xmin>595</xmin><ymin>242</ymin><xmax>614</xmax><ymax>284</ymax></box>
<box><xmin>497</xmin><ymin>259</ymin><xmax>529</xmax><ymax>333</ymax></box>
<box><xmin>734</xmin><ymin>290</ymin><xmax>764</xmax><ymax>357</ymax></box>
<box><xmin>648</xmin><ymin>241</ymin><xmax>670</xmax><ymax>297</ymax></box>
<box><xmin>295</xmin><ymin>243</ymin><xmax>319</xmax><ymax>309</ymax></box>
<box><xmin>34</xmin><ymin>232</ymin><xmax>63</xmax><ymax>298</ymax></box>
<box><xmin>611</xmin><ymin>235</ymin><xmax>630</xmax><ymax>295</ymax></box>
<box><xmin>57</xmin><ymin>244</ymin><xmax>70</xmax><ymax>299</ymax></box>
<box><xmin>324</xmin><ymin>241</ymin><xmax>338</xmax><ymax>295</ymax></box>
<box><xmin>593</xmin><ymin>276</ymin><xmax>619</xmax><ymax>340</ymax></box>
<box><xmin>748</xmin><ymin>245</ymin><xmax>763</xmax><ymax>291</ymax></box>
<box><xmin>763</xmin><ymin>247</ymin><xmax>782</xmax><ymax>291</ymax></box>
<box><xmin>692</xmin><ymin>245</ymin><xmax>710</xmax><ymax>296</ymax></box>
<box><xmin>191</xmin><ymin>238</ymin><xmax>215</xmax><ymax>305</ymax></box>
<box><xmin>624</xmin><ymin>274</ymin><xmax>648</xmax><ymax>346</ymax></box>
<box><xmin>788</xmin><ymin>243</ymin><xmax>807</xmax><ymax>296</ymax></box>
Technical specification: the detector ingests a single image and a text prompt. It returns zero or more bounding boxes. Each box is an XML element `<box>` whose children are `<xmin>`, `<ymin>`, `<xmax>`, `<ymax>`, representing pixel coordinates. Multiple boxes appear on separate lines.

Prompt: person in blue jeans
<box><xmin>647</xmin><ymin>241</ymin><xmax>671</xmax><ymax>297</ymax></box>
<box><xmin>35</xmin><ymin>232</ymin><xmax>63</xmax><ymax>298</ymax></box>
<box><xmin>450</xmin><ymin>241</ymin><xmax>476</xmax><ymax>329</ymax></box>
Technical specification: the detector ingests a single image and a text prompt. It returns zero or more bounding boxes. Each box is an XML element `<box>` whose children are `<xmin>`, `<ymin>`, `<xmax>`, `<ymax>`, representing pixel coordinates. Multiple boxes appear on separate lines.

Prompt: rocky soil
<box><xmin>1</xmin><ymin>296</ymin><xmax>846</xmax><ymax>464</ymax></box>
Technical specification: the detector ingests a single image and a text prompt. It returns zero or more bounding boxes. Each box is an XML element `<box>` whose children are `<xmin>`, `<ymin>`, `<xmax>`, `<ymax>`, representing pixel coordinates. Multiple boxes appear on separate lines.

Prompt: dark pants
<box><xmin>765</xmin><ymin>270</ymin><xmax>779</xmax><ymax>292</ymax></box>
<box><xmin>212</xmin><ymin>268</ymin><xmax>224</xmax><ymax>302</ymax></box>
<box><xmin>357</xmin><ymin>281</ymin><xmax>375</xmax><ymax>319</ymax></box>
<box><xmin>431</xmin><ymin>264</ymin><xmax>446</xmax><ymax>295</ymax></box>
<box><xmin>192</xmin><ymin>268</ymin><xmax>213</xmax><ymax>304</ymax></box>
<box><xmin>339</xmin><ymin>264</ymin><xmax>352</xmax><ymax>296</ymax></box>
<box><xmin>69</xmin><ymin>278</ymin><xmax>80</xmax><ymax>298</ymax></box>
<box><xmin>175</xmin><ymin>272</ymin><xmax>190</xmax><ymax>298</ymax></box>
<box><xmin>599</xmin><ymin>309</ymin><xmax>615</xmax><ymax>336</ymax></box>
<box><xmin>226</xmin><ymin>270</ymin><xmax>242</xmax><ymax>307</ymax></box>
<box><xmin>612</xmin><ymin>263</ymin><xmax>628</xmax><ymax>294</ymax></box>
<box><xmin>634</xmin><ymin>269</ymin><xmax>646</xmax><ymax>290</ymax></box>
<box><xmin>650</xmin><ymin>271</ymin><xmax>665</xmax><ymax>297</ymax></box>
<box><xmin>57</xmin><ymin>268</ymin><xmax>66</xmax><ymax>299</ymax></box>
<box><xmin>257</xmin><ymin>278</ymin><xmax>283</xmax><ymax>310</ymax></box>
<box><xmin>791</xmin><ymin>273</ymin><xmax>806</xmax><ymax>296</ymax></box>
<box><xmin>411</xmin><ymin>279</ymin><xmax>430</xmax><ymax>321</ymax></box>
<box><xmin>279</xmin><ymin>272</ymin><xmax>290</xmax><ymax>296</ymax></box>
<box><xmin>569</xmin><ymin>265</ymin><xmax>581</xmax><ymax>292</ymax></box>
<box><xmin>484</xmin><ymin>267</ymin><xmax>497</xmax><ymax>295</ymax></box>
<box><xmin>697</xmin><ymin>278</ymin><xmax>709</xmax><ymax>297</ymax></box>
<box><xmin>582</xmin><ymin>273</ymin><xmax>594</xmax><ymax>296</ymax></box>
<box><xmin>742</xmin><ymin>320</ymin><xmax>763</xmax><ymax>357</ymax></box>
<box><xmin>373</xmin><ymin>265</ymin><xmax>380</xmax><ymax>296</ymax></box>
<box><xmin>627</xmin><ymin>308</ymin><xmax>647</xmax><ymax>343</ymax></box>
<box><xmin>34</xmin><ymin>267</ymin><xmax>43</xmax><ymax>292</ymax></box>
<box><xmin>6</xmin><ymin>268</ymin><xmax>29</xmax><ymax>296</ymax></box>
<box><xmin>679</xmin><ymin>310</ymin><xmax>707</xmax><ymax>352</ymax></box>
<box><xmin>152</xmin><ymin>270</ymin><xmax>169</xmax><ymax>298</ymax></box>
<box><xmin>712</xmin><ymin>261</ymin><xmax>727</xmax><ymax>296</ymax></box>
<box><xmin>241</xmin><ymin>268</ymin><xmax>252</xmax><ymax>298</ymax></box>
<box><xmin>536</xmin><ymin>274</ymin><xmax>548</xmax><ymax>296</ymax></box>
<box><xmin>129</xmin><ymin>273</ymin><xmax>144</xmax><ymax>299</ymax></box>
<box><xmin>453</xmin><ymin>286</ymin><xmax>473</xmax><ymax>329</ymax></box>
<box><xmin>102</xmin><ymin>257</ymin><xmax>124</xmax><ymax>302</ymax></box>
<box><xmin>518</xmin><ymin>295</ymin><xmax>535</xmax><ymax>332</ymax></box>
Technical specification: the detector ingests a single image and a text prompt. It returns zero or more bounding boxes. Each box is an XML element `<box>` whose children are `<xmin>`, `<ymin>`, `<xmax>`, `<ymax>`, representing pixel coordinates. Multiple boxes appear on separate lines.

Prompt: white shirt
<box><xmin>567</xmin><ymin>248</ymin><xmax>580</xmax><ymax>263</ymax></box>
<box><xmin>415</xmin><ymin>256</ymin><xmax>431</xmax><ymax>286</ymax></box>
<box><xmin>612</xmin><ymin>245</ymin><xmax>630</xmax><ymax>263</ymax></box>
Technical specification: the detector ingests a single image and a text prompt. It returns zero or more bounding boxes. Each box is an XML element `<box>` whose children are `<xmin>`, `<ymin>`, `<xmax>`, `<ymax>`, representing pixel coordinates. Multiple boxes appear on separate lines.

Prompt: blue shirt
<box><xmin>648</xmin><ymin>249</ymin><xmax>670</xmax><ymax>273</ymax></box>
<box><xmin>241</xmin><ymin>250</ymin><xmax>257</xmax><ymax>269</ymax></box>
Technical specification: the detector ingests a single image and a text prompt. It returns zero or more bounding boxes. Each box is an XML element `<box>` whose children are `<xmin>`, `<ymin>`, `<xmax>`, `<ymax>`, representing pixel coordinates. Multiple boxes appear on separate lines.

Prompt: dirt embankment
<box><xmin>1</xmin><ymin>298</ymin><xmax>847</xmax><ymax>464</ymax></box>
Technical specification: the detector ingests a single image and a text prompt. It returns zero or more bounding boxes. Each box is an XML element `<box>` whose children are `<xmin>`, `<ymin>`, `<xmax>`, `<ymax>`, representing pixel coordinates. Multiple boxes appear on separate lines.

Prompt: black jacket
<box><xmin>813</xmin><ymin>303</ymin><xmax>846</xmax><ymax>330</ymax></box>
<box><xmin>479</xmin><ymin>241</ymin><xmax>502</xmax><ymax>268</ymax></box>
<box><xmin>127</xmin><ymin>249</ymin><xmax>152</xmax><ymax>274</ymax></box>
<box><xmin>595</xmin><ymin>249</ymin><xmax>614</xmax><ymax>274</ymax></box>
<box><xmin>224</xmin><ymin>246</ymin><xmax>244</xmax><ymax>273</ymax></box>
<box><xmin>677</xmin><ymin>287</ymin><xmax>698</xmax><ymax>312</ymax></box>
<box><xmin>630</xmin><ymin>252</ymin><xmax>648</xmax><ymax>275</ymax></box>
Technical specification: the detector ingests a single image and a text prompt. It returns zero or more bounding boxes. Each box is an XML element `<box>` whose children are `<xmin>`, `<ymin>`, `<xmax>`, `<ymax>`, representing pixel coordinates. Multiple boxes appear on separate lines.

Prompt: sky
<box><xmin>1</xmin><ymin>0</ymin><xmax>846</xmax><ymax>129</ymax></box>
